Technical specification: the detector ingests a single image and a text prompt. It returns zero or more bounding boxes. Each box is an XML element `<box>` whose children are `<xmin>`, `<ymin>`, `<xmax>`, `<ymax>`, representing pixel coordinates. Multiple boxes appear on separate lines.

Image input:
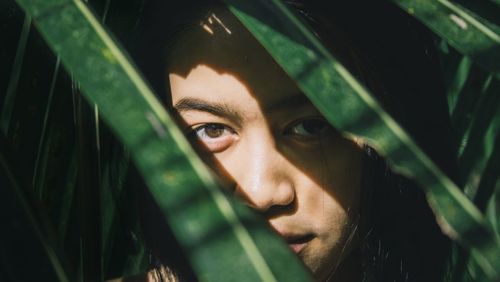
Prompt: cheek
<box><xmin>300</xmin><ymin>179</ymin><xmax>355</xmax><ymax>239</ymax></box>
<box><xmin>296</xmin><ymin>146</ymin><xmax>362</xmax><ymax>278</ymax></box>
<box><xmin>294</xmin><ymin>138</ymin><xmax>363</xmax><ymax>216</ymax></box>
<box><xmin>295</xmin><ymin>137</ymin><xmax>363</xmax><ymax>248</ymax></box>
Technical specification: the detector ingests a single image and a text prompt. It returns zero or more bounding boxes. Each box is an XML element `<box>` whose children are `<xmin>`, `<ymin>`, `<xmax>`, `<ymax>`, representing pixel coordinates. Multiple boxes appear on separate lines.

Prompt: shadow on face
<box><xmin>166</xmin><ymin>7</ymin><xmax>366</xmax><ymax>281</ymax></box>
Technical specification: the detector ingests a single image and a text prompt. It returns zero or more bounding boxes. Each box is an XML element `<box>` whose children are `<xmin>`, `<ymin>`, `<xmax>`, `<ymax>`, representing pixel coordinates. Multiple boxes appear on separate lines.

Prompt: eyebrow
<box><xmin>174</xmin><ymin>97</ymin><xmax>243</xmax><ymax>124</ymax></box>
<box><xmin>173</xmin><ymin>94</ymin><xmax>314</xmax><ymax>123</ymax></box>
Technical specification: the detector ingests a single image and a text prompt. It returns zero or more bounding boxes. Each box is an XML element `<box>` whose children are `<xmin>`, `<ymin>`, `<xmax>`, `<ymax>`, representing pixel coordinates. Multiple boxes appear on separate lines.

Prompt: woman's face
<box><xmin>168</xmin><ymin>9</ymin><xmax>364</xmax><ymax>281</ymax></box>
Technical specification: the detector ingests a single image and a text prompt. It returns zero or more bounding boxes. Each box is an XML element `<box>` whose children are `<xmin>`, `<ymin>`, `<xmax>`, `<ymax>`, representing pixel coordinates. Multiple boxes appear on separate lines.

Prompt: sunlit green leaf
<box><xmin>225</xmin><ymin>0</ymin><xmax>500</xmax><ymax>279</ymax></box>
<box><xmin>13</xmin><ymin>0</ymin><xmax>313</xmax><ymax>281</ymax></box>
<box><xmin>392</xmin><ymin>0</ymin><xmax>500</xmax><ymax>79</ymax></box>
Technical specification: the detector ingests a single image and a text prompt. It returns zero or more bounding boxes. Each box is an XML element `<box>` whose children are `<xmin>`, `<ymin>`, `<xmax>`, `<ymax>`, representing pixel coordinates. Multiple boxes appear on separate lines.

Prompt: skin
<box><xmin>167</xmin><ymin>8</ymin><xmax>364</xmax><ymax>282</ymax></box>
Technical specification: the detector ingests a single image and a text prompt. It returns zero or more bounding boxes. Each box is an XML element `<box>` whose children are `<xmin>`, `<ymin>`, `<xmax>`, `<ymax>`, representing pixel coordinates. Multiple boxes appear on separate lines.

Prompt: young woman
<box><xmin>133</xmin><ymin>1</ymin><xmax>457</xmax><ymax>281</ymax></box>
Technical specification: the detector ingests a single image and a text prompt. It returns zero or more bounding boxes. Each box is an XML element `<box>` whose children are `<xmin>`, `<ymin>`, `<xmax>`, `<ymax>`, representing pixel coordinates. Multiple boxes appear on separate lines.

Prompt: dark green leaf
<box><xmin>392</xmin><ymin>0</ymin><xmax>500</xmax><ymax>78</ymax></box>
<box><xmin>458</xmin><ymin>77</ymin><xmax>500</xmax><ymax>185</ymax></box>
<box><xmin>473</xmin><ymin>133</ymin><xmax>500</xmax><ymax>211</ymax></box>
<box><xmin>32</xmin><ymin>58</ymin><xmax>61</xmax><ymax>199</ymax></box>
<box><xmin>225</xmin><ymin>0</ymin><xmax>500</xmax><ymax>279</ymax></box>
<box><xmin>0</xmin><ymin>134</ymin><xmax>71</xmax><ymax>282</ymax></box>
<box><xmin>446</xmin><ymin>56</ymin><xmax>472</xmax><ymax>115</ymax></box>
<box><xmin>13</xmin><ymin>0</ymin><xmax>313</xmax><ymax>281</ymax></box>
<box><xmin>451</xmin><ymin>68</ymin><xmax>490</xmax><ymax>140</ymax></box>
<box><xmin>0</xmin><ymin>14</ymin><xmax>31</xmax><ymax>135</ymax></box>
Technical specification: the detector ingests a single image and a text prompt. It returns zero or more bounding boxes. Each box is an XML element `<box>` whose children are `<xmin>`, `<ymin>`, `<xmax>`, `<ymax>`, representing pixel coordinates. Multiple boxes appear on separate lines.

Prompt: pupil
<box><xmin>205</xmin><ymin>124</ymin><xmax>224</xmax><ymax>138</ymax></box>
<box><xmin>304</xmin><ymin>120</ymin><xmax>327</xmax><ymax>134</ymax></box>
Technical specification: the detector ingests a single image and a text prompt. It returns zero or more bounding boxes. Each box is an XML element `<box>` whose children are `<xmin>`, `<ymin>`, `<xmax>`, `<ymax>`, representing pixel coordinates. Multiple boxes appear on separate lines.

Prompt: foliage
<box><xmin>0</xmin><ymin>0</ymin><xmax>499</xmax><ymax>281</ymax></box>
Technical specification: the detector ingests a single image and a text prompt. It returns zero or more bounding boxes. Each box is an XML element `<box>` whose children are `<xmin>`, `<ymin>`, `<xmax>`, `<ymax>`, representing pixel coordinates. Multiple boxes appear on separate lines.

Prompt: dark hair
<box><xmin>133</xmin><ymin>1</ymin><xmax>456</xmax><ymax>281</ymax></box>
<box><xmin>291</xmin><ymin>2</ymin><xmax>456</xmax><ymax>281</ymax></box>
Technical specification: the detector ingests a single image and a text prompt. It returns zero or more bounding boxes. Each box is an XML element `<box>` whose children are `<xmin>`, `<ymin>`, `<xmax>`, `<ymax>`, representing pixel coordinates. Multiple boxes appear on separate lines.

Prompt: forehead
<box><xmin>167</xmin><ymin>7</ymin><xmax>302</xmax><ymax>108</ymax></box>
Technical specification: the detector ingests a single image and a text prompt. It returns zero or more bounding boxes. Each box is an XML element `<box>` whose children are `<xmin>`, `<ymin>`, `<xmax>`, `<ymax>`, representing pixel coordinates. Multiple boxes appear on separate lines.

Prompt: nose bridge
<box><xmin>235</xmin><ymin>130</ymin><xmax>295</xmax><ymax>211</ymax></box>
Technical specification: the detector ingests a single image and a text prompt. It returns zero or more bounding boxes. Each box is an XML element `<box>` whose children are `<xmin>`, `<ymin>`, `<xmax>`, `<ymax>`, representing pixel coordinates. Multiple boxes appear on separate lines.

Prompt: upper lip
<box><xmin>282</xmin><ymin>233</ymin><xmax>314</xmax><ymax>244</ymax></box>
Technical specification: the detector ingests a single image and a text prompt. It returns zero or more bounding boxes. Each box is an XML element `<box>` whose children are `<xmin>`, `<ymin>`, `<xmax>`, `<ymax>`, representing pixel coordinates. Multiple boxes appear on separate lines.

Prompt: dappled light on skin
<box><xmin>170</xmin><ymin>62</ymin><xmax>364</xmax><ymax>282</ymax></box>
<box><xmin>167</xmin><ymin>8</ymin><xmax>366</xmax><ymax>281</ymax></box>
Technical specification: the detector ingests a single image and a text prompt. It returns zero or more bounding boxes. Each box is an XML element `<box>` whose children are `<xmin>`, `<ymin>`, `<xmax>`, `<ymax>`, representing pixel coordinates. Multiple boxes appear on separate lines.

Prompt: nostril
<box><xmin>229</xmin><ymin>151</ymin><xmax>297</xmax><ymax>213</ymax></box>
<box><xmin>262</xmin><ymin>200</ymin><xmax>297</xmax><ymax>218</ymax></box>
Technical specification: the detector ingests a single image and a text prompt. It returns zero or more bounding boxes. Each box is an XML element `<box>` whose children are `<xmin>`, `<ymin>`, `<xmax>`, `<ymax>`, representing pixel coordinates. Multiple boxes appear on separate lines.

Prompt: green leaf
<box><xmin>0</xmin><ymin>133</ymin><xmax>71</xmax><ymax>282</ymax></box>
<box><xmin>74</xmin><ymin>89</ymin><xmax>103</xmax><ymax>281</ymax></box>
<box><xmin>13</xmin><ymin>0</ymin><xmax>312</xmax><ymax>281</ymax></box>
<box><xmin>392</xmin><ymin>0</ymin><xmax>500</xmax><ymax>79</ymax></box>
<box><xmin>0</xmin><ymin>14</ymin><xmax>31</xmax><ymax>135</ymax></box>
<box><xmin>446</xmin><ymin>56</ymin><xmax>472</xmax><ymax>115</ymax></box>
<box><xmin>451</xmin><ymin>68</ymin><xmax>490</xmax><ymax>142</ymax></box>
<box><xmin>473</xmin><ymin>133</ymin><xmax>500</xmax><ymax>212</ymax></box>
<box><xmin>458</xmin><ymin>76</ymin><xmax>500</xmax><ymax>186</ymax></box>
<box><xmin>492</xmin><ymin>183</ymin><xmax>500</xmax><ymax>236</ymax></box>
<box><xmin>224</xmin><ymin>0</ymin><xmax>500</xmax><ymax>279</ymax></box>
<box><xmin>32</xmin><ymin>58</ymin><xmax>61</xmax><ymax>199</ymax></box>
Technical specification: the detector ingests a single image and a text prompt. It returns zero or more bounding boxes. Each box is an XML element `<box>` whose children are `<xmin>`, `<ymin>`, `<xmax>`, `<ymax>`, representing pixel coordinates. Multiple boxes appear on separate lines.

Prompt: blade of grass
<box><xmin>0</xmin><ymin>14</ymin><xmax>31</xmax><ymax>136</ymax></box>
<box><xmin>0</xmin><ymin>167</ymin><xmax>63</xmax><ymax>281</ymax></box>
<box><xmin>75</xmin><ymin>87</ymin><xmax>102</xmax><ymax>282</ymax></box>
<box><xmin>101</xmin><ymin>146</ymin><xmax>140</xmax><ymax>278</ymax></box>
<box><xmin>58</xmin><ymin>148</ymin><xmax>78</xmax><ymax>241</ymax></box>
<box><xmin>0</xmin><ymin>133</ymin><xmax>70</xmax><ymax>282</ymax></box>
<box><xmin>95</xmin><ymin>2</ymin><xmax>110</xmax><ymax>275</ymax></box>
<box><xmin>446</xmin><ymin>56</ymin><xmax>472</xmax><ymax>115</ymax></box>
<box><xmin>101</xmin><ymin>0</ymin><xmax>111</xmax><ymax>23</ymax></box>
<box><xmin>392</xmin><ymin>0</ymin><xmax>500</xmax><ymax>79</ymax></box>
<box><xmin>454</xmin><ymin>0</ymin><xmax>500</xmax><ymax>33</ymax></box>
<box><xmin>32</xmin><ymin>57</ymin><xmax>61</xmax><ymax>199</ymax></box>
<box><xmin>493</xmin><ymin>182</ymin><xmax>500</xmax><ymax>236</ymax></box>
<box><xmin>458</xmin><ymin>77</ymin><xmax>499</xmax><ymax>185</ymax></box>
<box><xmin>452</xmin><ymin>131</ymin><xmax>500</xmax><ymax>280</ymax></box>
<box><xmin>473</xmin><ymin>133</ymin><xmax>500</xmax><ymax>212</ymax></box>
<box><xmin>452</xmin><ymin>71</ymin><xmax>491</xmax><ymax>145</ymax></box>
<box><xmin>225</xmin><ymin>0</ymin><xmax>500</xmax><ymax>279</ymax></box>
<box><xmin>14</xmin><ymin>0</ymin><xmax>312</xmax><ymax>281</ymax></box>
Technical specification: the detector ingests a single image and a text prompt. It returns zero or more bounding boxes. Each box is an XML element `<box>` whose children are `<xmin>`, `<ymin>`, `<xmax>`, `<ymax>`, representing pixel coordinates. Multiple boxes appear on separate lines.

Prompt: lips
<box><xmin>282</xmin><ymin>234</ymin><xmax>314</xmax><ymax>254</ymax></box>
<box><xmin>269</xmin><ymin>223</ymin><xmax>314</xmax><ymax>254</ymax></box>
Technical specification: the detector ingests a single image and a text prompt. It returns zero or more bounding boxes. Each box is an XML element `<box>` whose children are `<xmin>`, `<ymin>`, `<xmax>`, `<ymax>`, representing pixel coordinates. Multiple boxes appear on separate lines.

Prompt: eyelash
<box><xmin>190</xmin><ymin>123</ymin><xmax>236</xmax><ymax>152</ymax></box>
<box><xmin>284</xmin><ymin>117</ymin><xmax>332</xmax><ymax>138</ymax></box>
<box><xmin>191</xmin><ymin>123</ymin><xmax>234</xmax><ymax>139</ymax></box>
<box><xmin>189</xmin><ymin>117</ymin><xmax>332</xmax><ymax>152</ymax></box>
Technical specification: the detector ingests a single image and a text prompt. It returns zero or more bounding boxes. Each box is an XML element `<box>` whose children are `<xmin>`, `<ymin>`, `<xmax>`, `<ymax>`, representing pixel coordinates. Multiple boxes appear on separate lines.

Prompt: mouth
<box><xmin>282</xmin><ymin>234</ymin><xmax>314</xmax><ymax>254</ymax></box>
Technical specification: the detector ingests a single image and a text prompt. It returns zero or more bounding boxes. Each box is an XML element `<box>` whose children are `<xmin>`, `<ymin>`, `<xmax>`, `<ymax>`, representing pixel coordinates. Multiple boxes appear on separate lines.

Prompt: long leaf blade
<box><xmin>225</xmin><ymin>0</ymin><xmax>500</xmax><ymax>279</ymax></box>
<box><xmin>392</xmin><ymin>0</ymin><xmax>500</xmax><ymax>78</ymax></box>
<box><xmin>0</xmin><ymin>14</ymin><xmax>31</xmax><ymax>135</ymax></box>
<box><xmin>0</xmin><ymin>134</ymin><xmax>71</xmax><ymax>282</ymax></box>
<box><xmin>13</xmin><ymin>0</ymin><xmax>312</xmax><ymax>281</ymax></box>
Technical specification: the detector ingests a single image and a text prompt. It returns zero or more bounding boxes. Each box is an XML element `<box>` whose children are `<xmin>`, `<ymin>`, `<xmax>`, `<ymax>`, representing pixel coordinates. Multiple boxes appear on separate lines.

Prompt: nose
<box><xmin>232</xmin><ymin>134</ymin><xmax>296</xmax><ymax>213</ymax></box>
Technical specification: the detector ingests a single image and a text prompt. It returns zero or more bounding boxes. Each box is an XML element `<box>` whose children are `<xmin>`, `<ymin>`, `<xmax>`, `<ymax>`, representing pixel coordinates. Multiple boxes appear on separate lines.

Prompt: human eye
<box><xmin>189</xmin><ymin>123</ymin><xmax>237</xmax><ymax>152</ymax></box>
<box><xmin>285</xmin><ymin>117</ymin><xmax>333</xmax><ymax>138</ymax></box>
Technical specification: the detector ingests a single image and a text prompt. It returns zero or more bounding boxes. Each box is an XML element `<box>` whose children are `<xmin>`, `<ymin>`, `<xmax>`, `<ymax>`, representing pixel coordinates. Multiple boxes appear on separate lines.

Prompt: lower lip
<box><xmin>289</xmin><ymin>242</ymin><xmax>308</xmax><ymax>254</ymax></box>
<box><xmin>287</xmin><ymin>235</ymin><xmax>314</xmax><ymax>254</ymax></box>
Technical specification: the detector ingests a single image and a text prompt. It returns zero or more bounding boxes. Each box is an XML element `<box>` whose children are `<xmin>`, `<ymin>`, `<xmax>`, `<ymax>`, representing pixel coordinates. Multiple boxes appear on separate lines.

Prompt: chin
<box><xmin>300</xmin><ymin>239</ymin><xmax>356</xmax><ymax>282</ymax></box>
